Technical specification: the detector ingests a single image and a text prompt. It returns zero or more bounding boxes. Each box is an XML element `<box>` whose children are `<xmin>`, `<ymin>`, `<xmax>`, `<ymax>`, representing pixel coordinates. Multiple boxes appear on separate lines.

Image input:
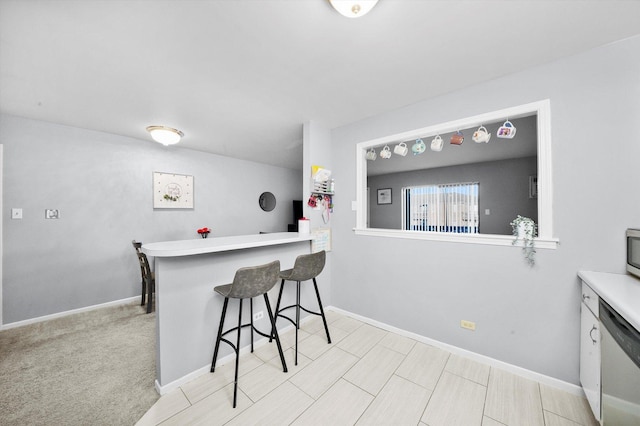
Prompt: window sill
<box><xmin>353</xmin><ymin>228</ymin><xmax>559</xmax><ymax>249</ymax></box>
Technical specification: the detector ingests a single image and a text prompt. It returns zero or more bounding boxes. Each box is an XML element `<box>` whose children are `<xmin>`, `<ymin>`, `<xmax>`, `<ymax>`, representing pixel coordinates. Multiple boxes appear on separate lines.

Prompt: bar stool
<box><xmin>210</xmin><ymin>260</ymin><xmax>287</xmax><ymax>408</ymax></box>
<box><xmin>273</xmin><ymin>250</ymin><xmax>331</xmax><ymax>365</ymax></box>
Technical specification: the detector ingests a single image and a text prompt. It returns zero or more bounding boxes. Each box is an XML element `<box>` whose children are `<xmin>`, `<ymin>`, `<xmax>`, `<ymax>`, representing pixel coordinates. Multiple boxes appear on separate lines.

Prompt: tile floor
<box><xmin>136</xmin><ymin>310</ymin><xmax>599</xmax><ymax>426</ymax></box>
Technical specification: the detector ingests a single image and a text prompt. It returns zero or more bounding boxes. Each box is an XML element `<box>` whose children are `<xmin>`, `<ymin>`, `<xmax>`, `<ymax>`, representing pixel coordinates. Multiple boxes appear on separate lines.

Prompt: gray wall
<box><xmin>329</xmin><ymin>35</ymin><xmax>640</xmax><ymax>385</ymax></box>
<box><xmin>1</xmin><ymin>115</ymin><xmax>301</xmax><ymax>323</ymax></box>
<box><xmin>368</xmin><ymin>156</ymin><xmax>538</xmax><ymax>234</ymax></box>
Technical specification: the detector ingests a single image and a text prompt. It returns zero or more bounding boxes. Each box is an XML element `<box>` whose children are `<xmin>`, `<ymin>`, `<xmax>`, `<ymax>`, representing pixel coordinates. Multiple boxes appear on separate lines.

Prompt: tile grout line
<box><xmin>418</xmin><ymin>350</ymin><xmax>452</xmax><ymax>424</ymax></box>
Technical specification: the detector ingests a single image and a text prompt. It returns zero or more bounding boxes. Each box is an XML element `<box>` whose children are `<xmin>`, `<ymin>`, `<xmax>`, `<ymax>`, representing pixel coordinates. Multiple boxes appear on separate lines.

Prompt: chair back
<box><xmin>227</xmin><ymin>260</ymin><xmax>281</xmax><ymax>299</ymax></box>
<box><xmin>289</xmin><ymin>250</ymin><xmax>326</xmax><ymax>281</ymax></box>
<box><xmin>132</xmin><ymin>240</ymin><xmax>143</xmax><ymax>253</ymax></box>
<box><xmin>132</xmin><ymin>240</ymin><xmax>146</xmax><ymax>278</ymax></box>
<box><xmin>136</xmin><ymin>251</ymin><xmax>153</xmax><ymax>284</ymax></box>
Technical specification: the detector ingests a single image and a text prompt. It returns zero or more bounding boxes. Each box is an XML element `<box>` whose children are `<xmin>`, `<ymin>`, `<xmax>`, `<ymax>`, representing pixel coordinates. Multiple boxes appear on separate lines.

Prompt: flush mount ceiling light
<box><xmin>329</xmin><ymin>0</ymin><xmax>378</xmax><ymax>18</ymax></box>
<box><xmin>146</xmin><ymin>126</ymin><xmax>184</xmax><ymax>146</ymax></box>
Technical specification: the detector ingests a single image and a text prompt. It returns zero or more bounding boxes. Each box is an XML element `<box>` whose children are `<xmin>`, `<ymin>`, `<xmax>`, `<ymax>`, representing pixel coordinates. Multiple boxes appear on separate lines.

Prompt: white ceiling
<box><xmin>1</xmin><ymin>0</ymin><xmax>639</xmax><ymax>170</ymax></box>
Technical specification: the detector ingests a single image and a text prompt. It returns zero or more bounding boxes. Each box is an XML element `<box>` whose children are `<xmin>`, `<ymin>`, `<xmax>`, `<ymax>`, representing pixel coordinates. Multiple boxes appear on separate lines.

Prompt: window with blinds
<box><xmin>402</xmin><ymin>182</ymin><xmax>479</xmax><ymax>233</ymax></box>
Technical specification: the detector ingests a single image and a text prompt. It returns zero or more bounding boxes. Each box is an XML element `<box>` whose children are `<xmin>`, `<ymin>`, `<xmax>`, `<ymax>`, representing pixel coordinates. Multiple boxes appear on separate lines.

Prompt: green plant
<box><xmin>510</xmin><ymin>215</ymin><xmax>537</xmax><ymax>266</ymax></box>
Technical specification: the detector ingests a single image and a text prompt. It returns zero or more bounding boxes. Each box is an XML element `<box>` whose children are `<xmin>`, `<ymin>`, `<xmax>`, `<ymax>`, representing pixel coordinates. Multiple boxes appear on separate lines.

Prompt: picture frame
<box><xmin>153</xmin><ymin>172</ymin><xmax>194</xmax><ymax>209</ymax></box>
<box><xmin>377</xmin><ymin>188</ymin><xmax>392</xmax><ymax>205</ymax></box>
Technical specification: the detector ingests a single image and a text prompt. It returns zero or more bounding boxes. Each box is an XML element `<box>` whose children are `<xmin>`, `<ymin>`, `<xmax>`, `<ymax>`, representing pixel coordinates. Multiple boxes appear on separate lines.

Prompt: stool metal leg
<box><xmin>295</xmin><ymin>281</ymin><xmax>301</xmax><ymax>365</ymax></box>
<box><xmin>312</xmin><ymin>278</ymin><xmax>331</xmax><ymax>344</ymax></box>
<box><xmin>232</xmin><ymin>298</ymin><xmax>243</xmax><ymax>408</ymax></box>
<box><xmin>249</xmin><ymin>298</ymin><xmax>254</xmax><ymax>352</ymax></box>
<box><xmin>269</xmin><ymin>280</ymin><xmax>285</xmax><ymax>343</ymax></box>
<box><xmin>275</xmin><ymin>279</ymin><xmax>285</xmax><ymax>316</ymax></box>
<box><xmin>264</xmin><ymin>293</ymin><xmax>288</xmax><ymax>373</ymax></box>
<box><xmin>211</xmin><ymin>297</ymin><xmax>229</xmax><ymax>373</ymax></box>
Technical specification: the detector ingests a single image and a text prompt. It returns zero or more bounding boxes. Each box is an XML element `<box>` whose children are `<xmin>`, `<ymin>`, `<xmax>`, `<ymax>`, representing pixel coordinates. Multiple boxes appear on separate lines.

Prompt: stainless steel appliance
<box><xmin>599</xmin><ymin>299</ymin><xmax>640</xmax><ymax>425</ymax></box>
<box><xmin>626</xmin><ymin>228</ymin><xmax>640</xmax><ymax>279</ymax></box>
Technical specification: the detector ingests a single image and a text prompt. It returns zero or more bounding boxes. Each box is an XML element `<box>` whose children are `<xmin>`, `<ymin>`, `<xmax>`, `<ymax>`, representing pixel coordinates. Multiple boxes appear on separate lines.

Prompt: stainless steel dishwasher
<box><xmin>599</xmin><ymin>299</ymin><xmax>640</xmax><ymax>425</ymax></box>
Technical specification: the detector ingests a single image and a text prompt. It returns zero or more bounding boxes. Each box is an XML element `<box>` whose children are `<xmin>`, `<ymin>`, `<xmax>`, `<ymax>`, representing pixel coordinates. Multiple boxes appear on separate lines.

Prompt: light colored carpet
<box><xmin>0</xmin><ymin>302</ymin><xmax>159</xmax><ymax>425</ymax></box>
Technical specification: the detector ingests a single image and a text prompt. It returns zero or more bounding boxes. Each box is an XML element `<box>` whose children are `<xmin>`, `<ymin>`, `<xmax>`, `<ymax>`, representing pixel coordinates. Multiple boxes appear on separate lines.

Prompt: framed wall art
<box><xmin>377</xmin><ymin>188</ymin><xmax>392</xmax><ymax>205</ymax></box>
<box><xmin>153</xmin><ymin>172</ymin><xmax>194</xmax><ymax>209</ymax></box>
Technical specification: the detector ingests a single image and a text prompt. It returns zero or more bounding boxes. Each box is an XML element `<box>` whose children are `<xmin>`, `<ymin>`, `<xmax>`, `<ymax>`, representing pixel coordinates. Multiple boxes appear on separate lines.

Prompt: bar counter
<box><xmin>142</xmin><ymin>232</ymin><xmax>313</xmax><ymax>393</ymax></box>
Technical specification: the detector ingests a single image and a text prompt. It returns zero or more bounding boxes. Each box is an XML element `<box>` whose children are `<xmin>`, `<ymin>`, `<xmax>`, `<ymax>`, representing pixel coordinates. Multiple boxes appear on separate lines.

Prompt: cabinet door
<box><xmin>580</xmin><ymin>302</ymin><xmax>601</xmax><ymax>421</ymax></box>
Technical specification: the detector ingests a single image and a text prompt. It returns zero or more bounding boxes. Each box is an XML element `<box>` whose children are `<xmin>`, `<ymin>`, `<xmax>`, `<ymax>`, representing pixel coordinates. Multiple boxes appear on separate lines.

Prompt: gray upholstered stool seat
<box><xmin>210</xmin><ymin>260</ymin><xmax>287</xmax><ymax>408</ymax></box>
<box><xmin>272</xmin><ymin>250</ymin><xmax>331</xmax><ymax>365</ymax></box>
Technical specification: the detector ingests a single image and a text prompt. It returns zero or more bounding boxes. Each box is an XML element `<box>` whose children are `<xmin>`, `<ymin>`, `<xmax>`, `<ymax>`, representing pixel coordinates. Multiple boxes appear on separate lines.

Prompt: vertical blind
<box><xmin>402</xmin><ymin>182</ymin><xmax>479</xmax><ymax>233</ymax></box>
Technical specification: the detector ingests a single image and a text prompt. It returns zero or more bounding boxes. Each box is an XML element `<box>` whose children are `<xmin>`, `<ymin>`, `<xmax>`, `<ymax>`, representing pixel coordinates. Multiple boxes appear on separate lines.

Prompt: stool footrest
<box><xmin>221</xmin><ymin>323</ymin><xmax>269</xmax><ymax>339</ymax></box>
<box><xmin>277</xmin><ymin>304</ymin><xmax>324</xmax><ymax>318</ymax></box>
<box><xmin>219</xmin><ymin>337</ymin><xmax>237</xmax><ymax>353</ymax></box>
<box><xmin>275</xmin><ymin>313</ymin><xmax>296</xmax><ymax>328</ymax></box>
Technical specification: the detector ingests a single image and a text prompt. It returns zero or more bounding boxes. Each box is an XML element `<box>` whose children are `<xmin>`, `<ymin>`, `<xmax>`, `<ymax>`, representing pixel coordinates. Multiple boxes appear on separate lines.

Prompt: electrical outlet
<box><xmin>45</xmin><ymin>209</ymin><xmax>60</xmax><ymax>219</ymax></box>
<box><xmin>253</xmin><ymin>311</ymin><xmax>264</xmax><ymax>321</ymax></box>
<box><xmin>460</xmin><ymin>320</ymin><xmax>476</xmax><ymax>331</ymax></box>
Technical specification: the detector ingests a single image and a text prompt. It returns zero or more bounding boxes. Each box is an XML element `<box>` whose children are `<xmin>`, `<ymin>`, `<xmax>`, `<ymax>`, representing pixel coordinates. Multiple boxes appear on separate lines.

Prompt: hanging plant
<box><xmin>510</xmin><ymin>215</ymin><xmax>537</xmax><ymax>266</ymax></box>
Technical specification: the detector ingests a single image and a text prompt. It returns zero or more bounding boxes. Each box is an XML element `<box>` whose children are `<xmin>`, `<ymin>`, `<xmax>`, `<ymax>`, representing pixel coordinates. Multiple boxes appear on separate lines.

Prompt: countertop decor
<box><xmin>197</xmin><ymin>227</ymin><xmax>211</xmax><ymax>238</ymax></box>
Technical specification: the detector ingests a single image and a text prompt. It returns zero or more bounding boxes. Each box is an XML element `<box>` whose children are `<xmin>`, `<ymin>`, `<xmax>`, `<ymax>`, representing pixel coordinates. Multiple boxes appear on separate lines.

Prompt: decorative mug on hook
<box><xmin>394</xmin><ymin>142</ymin><xmax>408</xmax><ymax>156</ymax></box>
<box><xmin>472</xmin><ymin>126</ymin><xmax>491</xmax><ymax>143</ymax></box>
<box><xmin>430</xmin><ymin>135</ymin><xmax>443</xmax><ymax>151</ymax></box>
<box><xmin>412</xmin><ymin>138</ymin><xmax>426</xmax><ymax>155</ymax></box>
<box><xmin>497</xmin><ymin>120</ymin><xmax>517</xmax><ymax>139</ymax></box>
<box><xmin>380</xmin><ymin>145</ymin><xmax>392</xmax><ymax>159</ymax></box>
<box><xmin>365</xmin><ymin>147</ymin><xmax>377</xmax><ymax>161</ymax></box>
<box><xmin>450</xmin><ymin>131</ymin><xmax>464</xmax><ymax>145</ymax></box>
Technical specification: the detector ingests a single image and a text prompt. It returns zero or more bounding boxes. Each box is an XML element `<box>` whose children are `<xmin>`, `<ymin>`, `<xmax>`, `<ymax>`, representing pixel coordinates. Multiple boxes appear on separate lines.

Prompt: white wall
<box><xmin>329</xmin><ymin>35</ymin><xmax>640</xmax><ymax>385</ymax></box>
<box><xmin>1</xmin><ymin>115</ymin><xmax>301</xmax><ymax>324</ymax></box>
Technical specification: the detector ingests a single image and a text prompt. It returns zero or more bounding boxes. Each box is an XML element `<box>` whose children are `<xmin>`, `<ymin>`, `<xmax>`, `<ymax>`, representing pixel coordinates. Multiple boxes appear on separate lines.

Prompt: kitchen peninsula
<box><xmin>142</xmin><ymin>232</ymin><xmax>314</xmax><ymax>393</ymax></box>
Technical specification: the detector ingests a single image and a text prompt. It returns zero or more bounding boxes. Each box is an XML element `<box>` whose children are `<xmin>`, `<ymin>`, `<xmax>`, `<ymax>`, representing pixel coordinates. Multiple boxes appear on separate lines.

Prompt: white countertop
<box><xmin>142</xmin><ymin>232</ymin><xmax>313</xmax><ymax>257</ymax></box>
<box><xmin>578</xmin><ymin>270</ymin><xmax>640</xmax><ymax>331</ymax></box>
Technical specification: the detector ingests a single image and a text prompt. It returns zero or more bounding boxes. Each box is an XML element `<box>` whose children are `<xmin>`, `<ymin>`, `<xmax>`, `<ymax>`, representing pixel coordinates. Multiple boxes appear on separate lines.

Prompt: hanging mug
<box><xmin>412</xmin><ymin>138</ymin><xmax>426</xmax><ymax>155</ymax></box>
<box><xmin>497</xmin><ymin>120</ymin><xmax>517</xmax><ymax>139</ymax></box>
<box><xmin>450</xmin><ymin>131</ymin><xmax>464</xmax><ymax>145</ymax></box>
<box><xmin>380</xmin><ymin>145</ymin><xmax>392</xmax><ymax>159</ymax></box>
<box><xmin>365</xmin><ymin>147</ymin><xmax>377</xmax><ymax>161</ymax></box>
<box><xmin>472</xmin><ymin>126</ymin><xmax>491</xmax><ymax>143</ymax></box>
<box><xmin>430</xmin><ymin>135</ymin><xmax>443</xmax><ymax>151</ymax></box>
<box><xmin>394</xmin><ymin>142</ymin><xmax>408</xmax><ymax>156</ymax></box>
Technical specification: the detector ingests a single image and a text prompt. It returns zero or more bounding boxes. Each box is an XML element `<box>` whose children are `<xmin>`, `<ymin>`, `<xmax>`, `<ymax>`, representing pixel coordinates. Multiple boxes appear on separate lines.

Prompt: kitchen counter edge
<box><xmin>578</xmin><ymin>270</ymin><xmax>640</xmax><ymax>331</ymax></box>
<box><xmin>142</xmin><ymin>232</ymin><xmax>314</xmax><ymax>257</ymax></box>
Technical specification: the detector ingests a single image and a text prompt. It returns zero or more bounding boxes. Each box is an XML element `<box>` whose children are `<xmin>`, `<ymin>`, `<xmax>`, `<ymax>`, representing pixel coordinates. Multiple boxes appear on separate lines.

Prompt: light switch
<box><xmin>485</xmin><ymin>209</ymin><xmax>491</xmax><ymax>215</ymax></box>
<box><xmin>351</xmin><ymin>201</ymin><xmax>358</xmax><ymax>211</ymax></box>
<box><xmin>11</xmin><ymin>208</ymin><xmax>23</xmax><ymax>219</ymax></box>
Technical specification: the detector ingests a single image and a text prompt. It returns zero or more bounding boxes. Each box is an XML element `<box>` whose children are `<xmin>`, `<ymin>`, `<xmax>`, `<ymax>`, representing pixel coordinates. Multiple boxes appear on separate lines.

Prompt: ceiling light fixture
<box><xmin>146</xmin><ymin>125</ymin><xmax>184</xmax><ymax>146</ymax></box>
<box><xmin>329</xmin><ymin>0</ymin><xmax>378</xmax><ymax>18</ymax></box>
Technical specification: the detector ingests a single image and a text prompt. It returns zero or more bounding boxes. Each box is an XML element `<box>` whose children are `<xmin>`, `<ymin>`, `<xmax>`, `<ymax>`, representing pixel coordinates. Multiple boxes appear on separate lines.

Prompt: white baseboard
<box><xmin>0</xmin><ymin>296</ymin><xmax>141</xmax><ymax>331</ymax></box>
<box><xmin>154</xmin><ymin>306</ymin><xmax>583</xmax><ymax>398</ymax></box>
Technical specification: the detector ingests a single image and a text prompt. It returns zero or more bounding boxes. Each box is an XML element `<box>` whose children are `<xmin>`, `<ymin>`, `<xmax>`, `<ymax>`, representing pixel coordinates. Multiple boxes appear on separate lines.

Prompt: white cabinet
<box><xmin>580</xmin><ymin>282</ymin><xmax>601</xmax><ymax>421</ymax></box>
